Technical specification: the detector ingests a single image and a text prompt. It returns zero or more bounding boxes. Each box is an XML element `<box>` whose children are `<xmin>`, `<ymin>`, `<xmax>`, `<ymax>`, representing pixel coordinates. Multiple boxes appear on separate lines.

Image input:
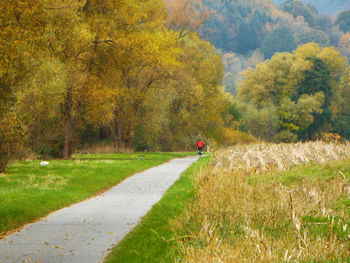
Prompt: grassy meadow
<box><xmin>170</xmin><ymin>142</ymin><xmax>350</xmax><ymax>262</ymax></box>
<box><xmin>0</xmin><ymin>152</ymin><xmax>193</xmax><ymax>237</ymax></box>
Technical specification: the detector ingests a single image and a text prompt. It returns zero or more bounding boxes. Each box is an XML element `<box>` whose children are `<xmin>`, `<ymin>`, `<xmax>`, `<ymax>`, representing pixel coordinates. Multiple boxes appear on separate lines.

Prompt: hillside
<box><xmin>202</xmin><ymin>0</ymin><xmax>344</xmax><ymax>56</ymax></box>
<box><xmin>200</xmin><ymin>0</ymin><xmax>350</xmax><ymax>99</ymax></box>
<box><xmin>274</xmin><ymin>0</ymin><xmax>350</xmax><ymax>15</ymax></box>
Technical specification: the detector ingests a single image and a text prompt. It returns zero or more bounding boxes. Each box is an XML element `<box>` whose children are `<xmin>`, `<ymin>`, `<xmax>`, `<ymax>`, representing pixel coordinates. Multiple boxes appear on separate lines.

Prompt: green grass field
<box><xmin>104</xmin><ymin>156</ymin><xmax>210</xmax><ymax>263</ymax></box>
<box><xmin>0</xmin><ymin>152</ymin><xmax>193</xmax><ymax>236</ymax></box>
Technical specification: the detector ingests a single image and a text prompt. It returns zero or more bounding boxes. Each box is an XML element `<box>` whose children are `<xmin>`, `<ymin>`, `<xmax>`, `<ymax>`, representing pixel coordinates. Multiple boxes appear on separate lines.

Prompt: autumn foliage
<box><xmin>0</xmin><ymin>0</ymin><xmax>236</xmax><ymax>170</ymax></box>
<box><xmin>237</xmin><ymin>43</ymin><xmax>349</xmax><ymax>142</ymax></box>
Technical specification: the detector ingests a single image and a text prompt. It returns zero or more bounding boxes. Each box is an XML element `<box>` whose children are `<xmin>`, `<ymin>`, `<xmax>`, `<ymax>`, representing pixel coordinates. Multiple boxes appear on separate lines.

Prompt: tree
<box><xmin>165</xmin><ymin>0</ymin><xmax>210</xmax><ymax>38</ymax></box>
<box><xmin>238</xmin><ymin>43</ymin><xmax>347</xmax><ymax>142</ymax></box>
<box><xmin>333</xmin><ymin>68</ymin><xmax>350</xmax><ymax>140</ymax></box>
<box><xmin>336</xmin><ymin>9</ymin><xmax>350</xmax><ymax>33</ymax></box>
<box><xmin>242</xmin><ymin>104</ymin><xmax>279</xmax><ymax>141</ymax></box>
<box><xmin>339</xmin><ymin>32</ymin><xmax>350</xmax><ymax>60</ymax></box>
<box><xmin>281</xmin><ymin>0</ymin><xmax>316</xmax><ymax>27</ymax></box>
<box><xmin>32</xmin><ymin>0</ymin><xmax>95</xmax><ymax>159</ymax></box>
<box><xmin>15</xmin><ymin>59</ymin><xmax>67</xmax><ymax>157</ymax></box>
<box><xmin>294</xmin><ymin>27</ymin><xmax>330</xmax><ymax>46</ymax></box>
<box><xmin>200</xmin><ymin>0</ymin><xmax>272</xmax><ymax>54</ymax></box>
<box><xmin>237</xmin><ymin>22</ymin><xmax>260</xmax><ymax>54</ymax></box>
<box><xmin>12</xmin><ymin>0</ymin><xmax>115</xmax><ymax>159</ymax></box>
<box><xmin>0</xmin><ymin>0</ymin><xmax>47</xmax><ymax>170</ymax></box>
<box><xmin>238</xmin><ymin>52</ymin><xmax>311</xmax><ymax>108</ymax></box>
<box><xmin>129</xmin><ymin>31</ymin><xmax>233</xmax><ymax>151</ymax></box>
<box><xmin>260</xmin><ymin>27</ymin><xmax>297</xmax><ymax>59</ymax></box>
<box><xmin>166</xmin><ymin>33</ymin><xmax>226</xmax><ymax>147</ymax></box>
<box><xmin>293</xmin><ymin>57</ymin><xmax>332</xmax><ymax>139</ymax></box>
<box><xmin>84</xmin><ymin>0</ymin><xmax>181</xmax><ymax>152</ymax></box>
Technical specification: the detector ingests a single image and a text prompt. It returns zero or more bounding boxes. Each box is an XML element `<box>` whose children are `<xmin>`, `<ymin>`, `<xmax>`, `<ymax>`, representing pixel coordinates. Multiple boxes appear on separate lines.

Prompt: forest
<box><xmin>274</xmin><ymin>0</ymin><xmax>350</xmax><ymax>15</ymax></box>
<box><xmin>1</xmin><ymin>0</ymin><xmax>350</xmax><ymax>172</ymax></box>
<box><xmin>0</xmin><ymin>0</ymin><xmax>244</xmax><ymax>172</ymax></box>
<box><xmin>201</xmin><ymin>0</ymin><xmax>350</xmax><ymax>95</ymax></box>
<box><xmin>197</xmin><ymin>0</ymin><xmax>350</xmax><ymax>143</ymax></box>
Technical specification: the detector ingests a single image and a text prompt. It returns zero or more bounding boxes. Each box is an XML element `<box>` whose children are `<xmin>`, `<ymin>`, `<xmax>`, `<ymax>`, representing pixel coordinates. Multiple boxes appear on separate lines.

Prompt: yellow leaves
<box><xmin>15</xmin><ymin>58</ymin><xmax>67</xmax><ymax>122</ymax></box>
<box><xmin>222</xmin><ymin>127</ymin><xmax>256</xmax><ymax>145</ymax></box>
<box><xmin>339</xmin><ymin>33</ymin><xmax>350</xmax><ymax>49</ymax></box>
<box><xmin>239</xmin><ymin>61</ymin><xmax>277</xmax><ymax>106</ymax></box>
<box><xmin>293</xmin><ymin>43</ymin><xmax>346</xmax><ymax>80</ymax></box>
<box><xmin>292</xmin><ymin>92</ymin><xmax>325</xmax><ymax>127</ymax></box>
<box><xmin>319</xmin><ymin>47</ymin><xmax>346</xmax><ymax>79</ymax></box>
<box><xmin>0</xmin><ymin>0</ymin><xmax>231</xmax><ymax>156</ymax></box>
<box><xmin>290</xmin><ymin>57</ymin><xmax>312</xmax><ymax>77</ymax></box>
<box><xmin>238</xmin><ymin>43</ymin><xmax>348</xmax><ymax>112</ymax></box>
<box><xmin>294</xmin><ymin>43</ymin><xmax>321</xmax><ymax>59</ymax></box>
<box><xmin>298</xmin><ymin>92</ymin><xmax>324</xmax><ymax>112</ymax></box>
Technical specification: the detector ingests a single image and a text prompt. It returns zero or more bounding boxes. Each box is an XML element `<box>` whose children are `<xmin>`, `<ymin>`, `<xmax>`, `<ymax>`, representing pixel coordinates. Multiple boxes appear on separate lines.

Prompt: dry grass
<box><xmin>76</xmin><ymin>143</ymin><xmax>134</xmax><ymax>154</ymax></box>
<box><xmin>171</xmin><ymin>142</ymin><xmax>350</xmax><ymax>262</ymax></box>
<box><xmin>214</xmin><ymin>141</ymin><xmax>350</xmax><ymax>173</ymax></box>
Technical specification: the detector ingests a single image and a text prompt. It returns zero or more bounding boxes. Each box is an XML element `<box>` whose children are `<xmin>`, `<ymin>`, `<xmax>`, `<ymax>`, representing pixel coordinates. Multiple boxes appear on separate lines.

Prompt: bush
<box><xmin>222</xmin><ymin>127</ymin><xmax>256</xmax><ymax>145</ymax></box>
<box><xmin>244</xmin><ymin>104</ymin><xmax>279</xmax><ymax>141</ymax></box>
<box><xmin>275</xmin><ymin>130</ymin><xmax>298</xmax><ymax>143</ymax></box>
<box><xmin>33</xmin><ymin>138</ymin><xmax>64</xmax><ymax>158</ymax></box>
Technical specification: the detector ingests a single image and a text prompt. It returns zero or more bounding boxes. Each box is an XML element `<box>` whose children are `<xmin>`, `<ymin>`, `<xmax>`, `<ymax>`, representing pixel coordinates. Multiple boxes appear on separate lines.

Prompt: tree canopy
<box><xmin>0</xmin><ymin>0</ymin><xmax>238</xmax><ymax>171</ymax></box>
<box><xmin>260</xmin><ymin>27</ymin><xmax>297</xmax><ymax>59</ymax></box>
<box><xmin>336</xmin><ymin>10</ymin><xmax>350</xmax><ymax>33</ymax></box>
<box><xmin>237</xmin><ymin>43</ymin><xmax>348</xmax><ymax>142</ymax></box>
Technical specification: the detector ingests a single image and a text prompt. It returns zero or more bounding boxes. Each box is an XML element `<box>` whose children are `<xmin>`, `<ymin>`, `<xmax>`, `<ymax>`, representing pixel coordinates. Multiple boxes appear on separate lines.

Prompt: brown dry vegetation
<box><xmin>215</xmin><ymin>141</ymin><xmax>350</xmax><ymax>174</ymax></box>
<box><xmin>171</xmin><ymin>142</ymin><xmax>350</xmax><ymax>262</ymax></box>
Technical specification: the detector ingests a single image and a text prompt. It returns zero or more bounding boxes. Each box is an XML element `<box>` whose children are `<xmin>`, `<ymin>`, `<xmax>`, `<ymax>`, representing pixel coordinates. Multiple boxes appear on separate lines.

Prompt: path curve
<box><xmin>0</xmin><ymin>156</ymin><xmax>198</xmax><ymax>263</ymax></box>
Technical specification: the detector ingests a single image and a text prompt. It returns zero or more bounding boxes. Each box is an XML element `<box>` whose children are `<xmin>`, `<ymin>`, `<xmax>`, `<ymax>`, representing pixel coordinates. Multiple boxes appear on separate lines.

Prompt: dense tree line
<box><xmin>0</xmin><ymin>0</ymin><xmax>238</xmax><ymax>171</ymax></box>
<box><xmin>274</xmin><ymin>0</ymin><xmax>350</xmax><ymax>15</ymax></box>
<box><xmin>237</xmin><ymin>43</ymin><xmax>350</xmax><ymax>142</ymax></box>
<box><xmin>202</xmin><ymin>0</ymin><xmax>348</xmax><ymax>57</ymax></box>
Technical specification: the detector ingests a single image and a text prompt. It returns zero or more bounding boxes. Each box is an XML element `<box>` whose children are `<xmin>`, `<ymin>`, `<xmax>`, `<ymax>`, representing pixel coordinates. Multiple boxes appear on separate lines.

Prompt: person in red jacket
<box><xmin>197</xmin><ymin>139</ymin><xmax>205</xmax><ymax>153</ymax></box>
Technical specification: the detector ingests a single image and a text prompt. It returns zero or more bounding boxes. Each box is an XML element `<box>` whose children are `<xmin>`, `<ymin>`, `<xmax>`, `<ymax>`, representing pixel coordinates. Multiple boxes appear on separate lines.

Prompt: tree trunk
<box><xmin>117</xmin><ymin>124</ymin><xmax>123</xmax><ymax>152</ymax></box>
<box><xmin>63</xmin><ymin>116</ymin><xmax>73</xmax><ymax>160</ymax></box>
<box><xmin>126</xmin><ymin>136</ymin><xmax>133</xmax><ymax>150</ymax></box>
<box><xmin>111</xmin><ymin>125</ymin><xmax>118</xmax><ymax>152</ymax></box>
<box><xmin>62</xmin><ymin>86</ymin><xmax>73</xmax><ymax>159</ymax></box>
<box><xmin>111</xmin><ymin>120</ymin><xmax>124</xmax><ymax>153</ymax></box>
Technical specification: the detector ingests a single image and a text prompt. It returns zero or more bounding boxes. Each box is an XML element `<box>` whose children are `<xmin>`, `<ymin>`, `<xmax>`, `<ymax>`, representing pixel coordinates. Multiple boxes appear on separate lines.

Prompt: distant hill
<box><xmin>201</xmin><ymin>0</ymin><xmax>341</xmax><ymax>56</ymax></box>
<box><xmin>199</xmin><ymin>0</ymin><xmax>350</xmax><ymax>96</ymax></box>
<box><xmin>274</xmin><ymin>0</ymin><xmax>350</xmax><ymax>15</ymax></box>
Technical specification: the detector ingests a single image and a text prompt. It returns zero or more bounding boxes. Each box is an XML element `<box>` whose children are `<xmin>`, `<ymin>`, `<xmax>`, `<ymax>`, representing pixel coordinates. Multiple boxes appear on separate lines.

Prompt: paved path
<box><xmin>0</xmin><ymin>156</ymin><xmax>198</xmax><ymax>263</ymax></box>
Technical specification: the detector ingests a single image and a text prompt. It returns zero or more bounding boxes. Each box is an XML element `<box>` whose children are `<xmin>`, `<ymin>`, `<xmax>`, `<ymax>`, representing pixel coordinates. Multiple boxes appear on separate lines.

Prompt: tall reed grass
<box><xmin>171</xmin><ymin>142</ymin><xmax>350</xmax><ymax>262</ymax></box>
<box><xmin>215</xmin><ymin>141</ymin><xmax>350</xmax><ymax>173</ymax></box>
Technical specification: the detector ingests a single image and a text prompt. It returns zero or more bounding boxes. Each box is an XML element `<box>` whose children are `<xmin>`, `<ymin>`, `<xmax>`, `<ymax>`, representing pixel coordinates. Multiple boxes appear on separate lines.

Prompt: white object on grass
<box><xmin>40</xmin><ymin>161</ymin><xmax>50</xmax><ymax>166</ymax></box>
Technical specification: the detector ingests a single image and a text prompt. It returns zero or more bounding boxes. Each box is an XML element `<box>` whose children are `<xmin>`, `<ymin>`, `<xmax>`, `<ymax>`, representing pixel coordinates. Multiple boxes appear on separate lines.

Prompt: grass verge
<box><xmin>0</xmin><ymin>152</ymin><xmax>193</xmax><ymax>237</ymax></box>
<box><xmin>104</xmin><ymin>156</ymin><xmax>211</xmax><ymax>263</ymax></box>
